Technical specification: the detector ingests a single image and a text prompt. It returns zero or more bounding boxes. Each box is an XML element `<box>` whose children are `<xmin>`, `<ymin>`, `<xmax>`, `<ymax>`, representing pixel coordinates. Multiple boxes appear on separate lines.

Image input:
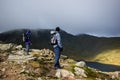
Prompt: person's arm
<box><xmin>56</xmin><ymin>33</ymin><xmax>62</xmax><ymax>48</ymax></box>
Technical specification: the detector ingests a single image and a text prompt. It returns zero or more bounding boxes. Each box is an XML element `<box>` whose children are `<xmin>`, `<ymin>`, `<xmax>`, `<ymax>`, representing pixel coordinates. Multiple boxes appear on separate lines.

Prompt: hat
<box><xmin>50</xmin><ymin>31</ymin><xmax>56</xmax><ymax>34</ymax></box>
<box><xmin>55</xmin><ymin>27</ymin><xmax>60</xmax><ymax>31</ymax></box>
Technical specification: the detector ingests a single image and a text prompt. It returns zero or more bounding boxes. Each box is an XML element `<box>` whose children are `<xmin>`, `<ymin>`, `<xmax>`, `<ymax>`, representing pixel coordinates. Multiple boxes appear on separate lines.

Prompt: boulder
<box><xmin>55</xmin><ymin>70</ymin><xmax>61</xmax><ymax>78</ymax></box>
<box><xmin>38</xmin><ymin>77</ymin><xmax>42</xmax><ymax>80</ymax></box>
<box><xmin>74</xmin><ymin>67</ymin><xmax>87</xmax><ymax>78</ymax></box>
<box><xmin>60</xmin><ymin>55</ymin><xmax>68</xmax><ymax>60</ymax></box>
<box><xmin>0</xmin><ymin>43</ymin><xmax>14</xmax><ymax>51</ymax></box>
<box><xmin>14</xmin><ymin>50</ymin><xmax>26</xmax><ymax>55</ymax></box>
<box><xmin>75</xmin><ymin>61</ymin><xmax>86</xmax><ymax>67</ymax></box>
<box><xmin>110</xmin><ymin>71</ymin><xmax>120</xmax><ymax>80</ymax></box>
<box><xmin>55</xmin><ymin>69</ymin><xmax>74</xmax><ymax>78</ymax></box>
<box><xmin>15</xmin><ymin>45</ymin><xmax>23</xmax><ymax>50</ymax></box>
<box><xmin>20</xmin><ymin>69</ymin><xmax>29</xmax><ymax>74</ymax></box>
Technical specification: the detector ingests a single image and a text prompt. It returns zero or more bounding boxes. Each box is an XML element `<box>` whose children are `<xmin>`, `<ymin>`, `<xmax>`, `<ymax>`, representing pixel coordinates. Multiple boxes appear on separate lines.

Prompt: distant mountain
<box><xmin>0</xmin><ymin>29</ymin><xmax>120</xmax><ymax>60</ymax></box>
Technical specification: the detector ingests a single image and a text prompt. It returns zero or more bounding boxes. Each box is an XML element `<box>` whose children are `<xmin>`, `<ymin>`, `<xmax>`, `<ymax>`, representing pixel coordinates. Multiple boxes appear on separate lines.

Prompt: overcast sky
<box><xmin>0</xmin><ymin>0</ymin><xmax>120</xmax><ymax>37</ymax></box>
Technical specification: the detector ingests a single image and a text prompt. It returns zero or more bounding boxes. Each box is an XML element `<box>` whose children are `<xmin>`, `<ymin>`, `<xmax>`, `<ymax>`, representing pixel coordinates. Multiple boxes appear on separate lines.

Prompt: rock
<box><xmin>31</xmin><ymin>52</ymin><xmax>41</xmax><ymax>57</ymax></box>
<box><xmin>61</xmin><ymin>55</ymin><xmax>68</xmax><ymax>60</ymax></box>
<box><xmin>74</xmin><ymin>67</ymin><xmax>87</xmax><ymax>78</ymax></box>
<box><xmin>66</xmin><ymin>58</ymin><xmax>76</xmax><ymax>63</ymax></box>
<box><xmin>15</xmin><ymin>45</ymin><xmax>23</xmax><ymax>50</ymax></box>
<box><xmin>20</xmin><ymin>69</ymin><xmax>26</xmax><ymax>74</ymax></box>
<box><xmin>0</xmin><ymin>57</ymin><xmax>4</xmax><ymax>62</ymax></box>
<box><xmin>15</xmin><ymin>50</ymin><xmax>25</xmax><ymax>55</ymax></box>
<box><xmin>75</xmin><ymin>61</ymin><xmax>86</xmax><ymax>67</ymax></box>
<box><xmin>31</xmin><ymin>49</ymin><xmax>54</xmax><ymax>58</ymax></box>
<box><xmin>114</xmin><ymin>71</ymin><xmax>120</xmax><ymax>79</ymax></box>
<box><xmin>96</xmin><ymin>78</ymin><xmax>102</xmax><ymax>80</ymax></box>
<box><xmin>40</xmin><ymin>49</ymin><xmax>54</xmax><ymax>57</ymax></box>
<box><xmin>0</xmin><ymin>43</ymin><xmax>14</xmax><ymax>51</ymax></box>
<box><xmin>27</xmin><ymin>76</ymin><xmax>34</xmax><ymax>80</ymax></box>
<box><xmin>20</xmin><ymin>69</ymin><xmax>29</xmax><ymax>74</ymax></box>
<box><xmin>55</xmin><ymin>69</ymin><xmax>74</xmax><ymax>78</ymax></box>
<box><xmin>1</xmin><ymin>43</ymin><xmax>115</xmax><ymax>80</ymax></box>
<box><xmin>38</xmin><ymin>77</ymin><xmax>42</xmax><ymax>80</ymax></box>
<box><xmin>29</xmin><ymin>61</ymin><xmax>40</xmax><ymax>68</ymax></box>
<box><xmin>42</xmin><ymin>53</ymin><xmax>48</xmax><ymax>57</ymax></box>
<box><xmin>55</xmin><ymin>70</ymin><xmax>62</xmax><ymax>78</ymax></box>
<box><xmin>21</xmin><ymin>65</ymin><xmax>26</xmax><ymax>69</ymax></box>
<box><xmin>1</xmin><ymin>68</ymin><xmax>6</xmax><ymax>72</ymax></box>
<box><xmin>8</xmin><ymin>54</ymin><xmax>36</xmax><ymax>63</ymax></box>
<box><xmin>111</xmin><ymin>75</ymin><xmax>116</xmax><ymax>79</ymax></box>
<box><xmin>110</xmin><ymin>71</ymin><xmax>120</xmax><ymax>79</ymax></box>
<box><xmin>62</xmin><ymin>77</ymin><xmax>76</xmax><ymax>80</ymax></box>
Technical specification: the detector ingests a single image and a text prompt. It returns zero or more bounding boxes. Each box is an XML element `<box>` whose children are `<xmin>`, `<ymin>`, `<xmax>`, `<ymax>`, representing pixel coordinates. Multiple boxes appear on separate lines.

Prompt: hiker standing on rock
<box><xmin>23</xmin><ymin>30</ymin><xmax>31</xmax><ymax>55</ymax></box>
<box><xmin>50</xmin><ymin>27</ymin><xmax>63</xmax><ymax>69</ymax></box>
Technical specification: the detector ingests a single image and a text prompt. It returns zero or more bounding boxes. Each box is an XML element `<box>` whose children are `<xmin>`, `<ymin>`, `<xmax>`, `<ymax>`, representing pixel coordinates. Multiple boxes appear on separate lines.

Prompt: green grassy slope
<box><xmin>93</xmin><ymin>49</ymin><xmax>120</xmax><ymax>65</ymax></box>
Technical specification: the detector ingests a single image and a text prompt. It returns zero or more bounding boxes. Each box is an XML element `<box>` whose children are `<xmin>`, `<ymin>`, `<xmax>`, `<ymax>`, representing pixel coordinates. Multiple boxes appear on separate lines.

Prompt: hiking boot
<box><xmin>54</xmin><ymin>66</ymin><xmax>64</xmax><ymax>70</ymax></box>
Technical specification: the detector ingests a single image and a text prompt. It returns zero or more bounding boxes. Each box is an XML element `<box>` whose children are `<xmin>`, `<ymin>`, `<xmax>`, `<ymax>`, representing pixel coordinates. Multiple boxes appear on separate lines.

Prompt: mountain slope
<box><xmin>0</xmin><ymin>29</ymin><xmax>120</xmax><ymax>61</ymax></box>
<box><xmin>93</xmin><ymin>49</ymin><xmax>120</xmax><ymax>65</ymax></box>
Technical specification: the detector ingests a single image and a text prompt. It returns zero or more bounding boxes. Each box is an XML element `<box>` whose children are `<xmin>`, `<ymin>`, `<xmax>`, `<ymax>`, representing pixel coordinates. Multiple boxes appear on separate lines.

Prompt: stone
<box><xmin>38</xmin><ymin>77</ymin><xmax>42</xmax><ymax>80</ymax></box>
<box><xmin>75</xmin><ymin>61</ymin><xmax>86</xmax><ymax>67</ymax></box>
<box><xmin>74</xmin><ymin>67</ymin><xmax>87</xmax><ymax>78</ymax></box>
<box><xmin>55</xmin><ymin>69</ymin><xmax>74</xmax><ymax>78</ymax></box>
<box><xmin>1</xmin><ymin>68</ymin><xmax>6</xmax><ymax>72</ymax></box>
<box><xmin>15</xmin><ymin>50</ymin><xmax>25</xmax><ymax>55</ymax></box>
<box><xmin>15</xmin><ymin>45</ymin><xmax>22</xmax><ymax>50</ymax></box>
<box><xmin>20</xmin><ymin>69</ymin><xmax>29</xmax><ymax>74</ymax></box>
<box><xmin>8</xmin><ymin>54</ymin><xmax>36</xmax><ymax>63</ymax></box>
<box><xmin>0</xmin><ymin>43</ymin><xmax>14</xmax><ymax>51</ymax></box>
<box><xmin>96</xmin><ymin>78</ymin><xmax>102</xmax><ymax>80</ymax></box>
<box><xmin>55</xmin><ymin>70</ymin><xmax>62</xmax><ymax>78</ymax></box>
<box><xmin>111</xmin><ymin>71</ymin><xmax>120</xmax><ymax>79</ymax></box>
<box><xmin>22</xmin><ymin>65</ymin><xmax>26</xmax><ymax>69</ymax></box>
<box><xmin>115</xmin><ymin>71</ymin><xmax>120</xmax><ymax>79</ymax></box>
<box><xmin>61</xmin><ymin>55</ymin><xmax>68</xmax><ymax>60</ymax></box>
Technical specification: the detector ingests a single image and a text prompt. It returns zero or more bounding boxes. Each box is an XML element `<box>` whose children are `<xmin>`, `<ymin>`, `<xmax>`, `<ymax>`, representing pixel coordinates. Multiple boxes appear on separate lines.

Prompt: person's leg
<box><xmin>26</xmin><ymin>43</ymin><xmax>29</xmax><ymax>54</ymax></box>
<box><xmin>54</xmin><ymin>46</ymin><xmax>61</xmax><ymax>68</ymax></box>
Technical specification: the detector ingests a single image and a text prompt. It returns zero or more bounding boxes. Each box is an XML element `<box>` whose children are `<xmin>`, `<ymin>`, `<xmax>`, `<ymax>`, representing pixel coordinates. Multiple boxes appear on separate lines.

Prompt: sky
<box><xmin>0</xmin><ymin>0</ymin><xmax>120</xmax><ymax>37</ymax></box>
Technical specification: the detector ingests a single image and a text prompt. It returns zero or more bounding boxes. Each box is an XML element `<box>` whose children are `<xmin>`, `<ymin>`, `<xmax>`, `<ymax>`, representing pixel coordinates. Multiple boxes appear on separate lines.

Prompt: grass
<box><xmin>93</xmin><ymin>49</ymin><xmax>120</xmax><ymax>65</ymax></box>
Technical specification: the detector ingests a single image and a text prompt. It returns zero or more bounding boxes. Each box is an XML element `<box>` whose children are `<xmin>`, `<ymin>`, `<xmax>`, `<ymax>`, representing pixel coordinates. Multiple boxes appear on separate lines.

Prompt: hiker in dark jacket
<box><xmin>23</xmin><ymin>30</ymin><xmax>31</xmax><ymax>54</ymax></box>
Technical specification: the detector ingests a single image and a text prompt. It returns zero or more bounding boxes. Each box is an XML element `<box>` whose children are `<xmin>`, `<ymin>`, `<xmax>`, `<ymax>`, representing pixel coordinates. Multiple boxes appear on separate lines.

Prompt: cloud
<box><xmin>0</xmin><ymin>0</ymin><xmax>120</xmax><ymax>37</ymax></box>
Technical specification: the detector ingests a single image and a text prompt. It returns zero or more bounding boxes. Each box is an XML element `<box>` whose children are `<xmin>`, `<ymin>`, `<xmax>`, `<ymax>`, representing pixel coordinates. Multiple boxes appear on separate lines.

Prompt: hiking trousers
<box><xmin>25</xmin><ymin>41</ymin><xmax>30</xmax><ymax>53</ymax></box>
<box><xmin>54</xmin><ymin>46</ymin><xmax>61</xmax><ymax>68</ymax></box>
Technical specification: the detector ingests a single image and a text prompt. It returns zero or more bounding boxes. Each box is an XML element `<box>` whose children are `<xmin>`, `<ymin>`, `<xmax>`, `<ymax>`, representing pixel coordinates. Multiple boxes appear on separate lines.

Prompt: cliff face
<box><xmin>0</xmin><ymin>43</ymin><xmax>120</xmax><ymax>80</ymax></box>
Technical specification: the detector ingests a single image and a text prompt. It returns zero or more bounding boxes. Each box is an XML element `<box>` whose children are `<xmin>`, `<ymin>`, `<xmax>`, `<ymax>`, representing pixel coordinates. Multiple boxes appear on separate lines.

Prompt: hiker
<box><xmin>23</xmin><ymin>30</ymin><xmax>31</xmax><ymax>55</ymax></box>
<box><xmin>50</xmin><ymin>27</ymin><xmax>63</xmax><ymax>69</ymax></box>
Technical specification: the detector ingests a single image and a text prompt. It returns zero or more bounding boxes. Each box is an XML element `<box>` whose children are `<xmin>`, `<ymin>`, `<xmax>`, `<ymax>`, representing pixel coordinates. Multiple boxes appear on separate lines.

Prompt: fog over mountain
<box><xmin>0</xmin><ymin>0</ymin><xmax>120</xmax><ymax>37</ymax></box>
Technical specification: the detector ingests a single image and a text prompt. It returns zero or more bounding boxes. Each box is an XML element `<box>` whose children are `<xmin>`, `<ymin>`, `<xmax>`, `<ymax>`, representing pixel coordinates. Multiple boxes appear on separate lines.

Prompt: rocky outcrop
<box><xmin>55</xmin><ymin>69</ymin><xmax>74</xmax><ymax>79</ymax></box>
<box><xmin>0</xmin><ymin>43</ymin><xmax>15</xmax><ymax>51</ymax></box>
<box><xmin>75</xmin><ymin>61</ymin><xmax>86</xmax><ymax>67</ymax></box>
<box><xmin>0</xmin><ymin>43</ymin><xmax>120</xmax><ymax>80</ymax></box>
<box><xmin>74</xmin><ymin>67</ymin><xmax>87</xmax><ymax>77</ymax></box>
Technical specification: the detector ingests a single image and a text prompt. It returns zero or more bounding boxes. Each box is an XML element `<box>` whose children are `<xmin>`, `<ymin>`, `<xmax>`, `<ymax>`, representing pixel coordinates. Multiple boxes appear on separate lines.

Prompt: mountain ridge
<box><xmin>0</xmin><ymin>29</ymin><xmax>120</xmax><ymax>61</ymax></box>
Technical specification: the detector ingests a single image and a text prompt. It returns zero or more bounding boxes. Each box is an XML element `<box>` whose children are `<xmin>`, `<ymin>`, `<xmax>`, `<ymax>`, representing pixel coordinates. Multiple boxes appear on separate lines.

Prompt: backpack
<box><xmin>50</xmin><ymin>32</ymin><xmax>57</xmax><ymax>45</ymax></box>
<box><xmin>23</xmin><ymin>31</ymin><xmax>31</xmax><ymax>42</ymax></box>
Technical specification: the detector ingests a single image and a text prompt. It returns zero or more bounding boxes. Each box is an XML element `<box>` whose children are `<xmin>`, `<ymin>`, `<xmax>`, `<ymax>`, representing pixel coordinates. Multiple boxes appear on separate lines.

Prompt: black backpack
<box><xmin>23</xmin><ymin>32</ymin><xmax>31</xmax><ymax>42</ymax></box>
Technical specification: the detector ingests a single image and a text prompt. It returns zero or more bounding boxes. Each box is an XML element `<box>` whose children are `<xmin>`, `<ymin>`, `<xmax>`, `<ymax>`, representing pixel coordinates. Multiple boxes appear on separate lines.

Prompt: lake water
<box><xmin>86</xmin><ymin>61</ymin><xmax>120</xmax><ymax>72</ymax></box>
